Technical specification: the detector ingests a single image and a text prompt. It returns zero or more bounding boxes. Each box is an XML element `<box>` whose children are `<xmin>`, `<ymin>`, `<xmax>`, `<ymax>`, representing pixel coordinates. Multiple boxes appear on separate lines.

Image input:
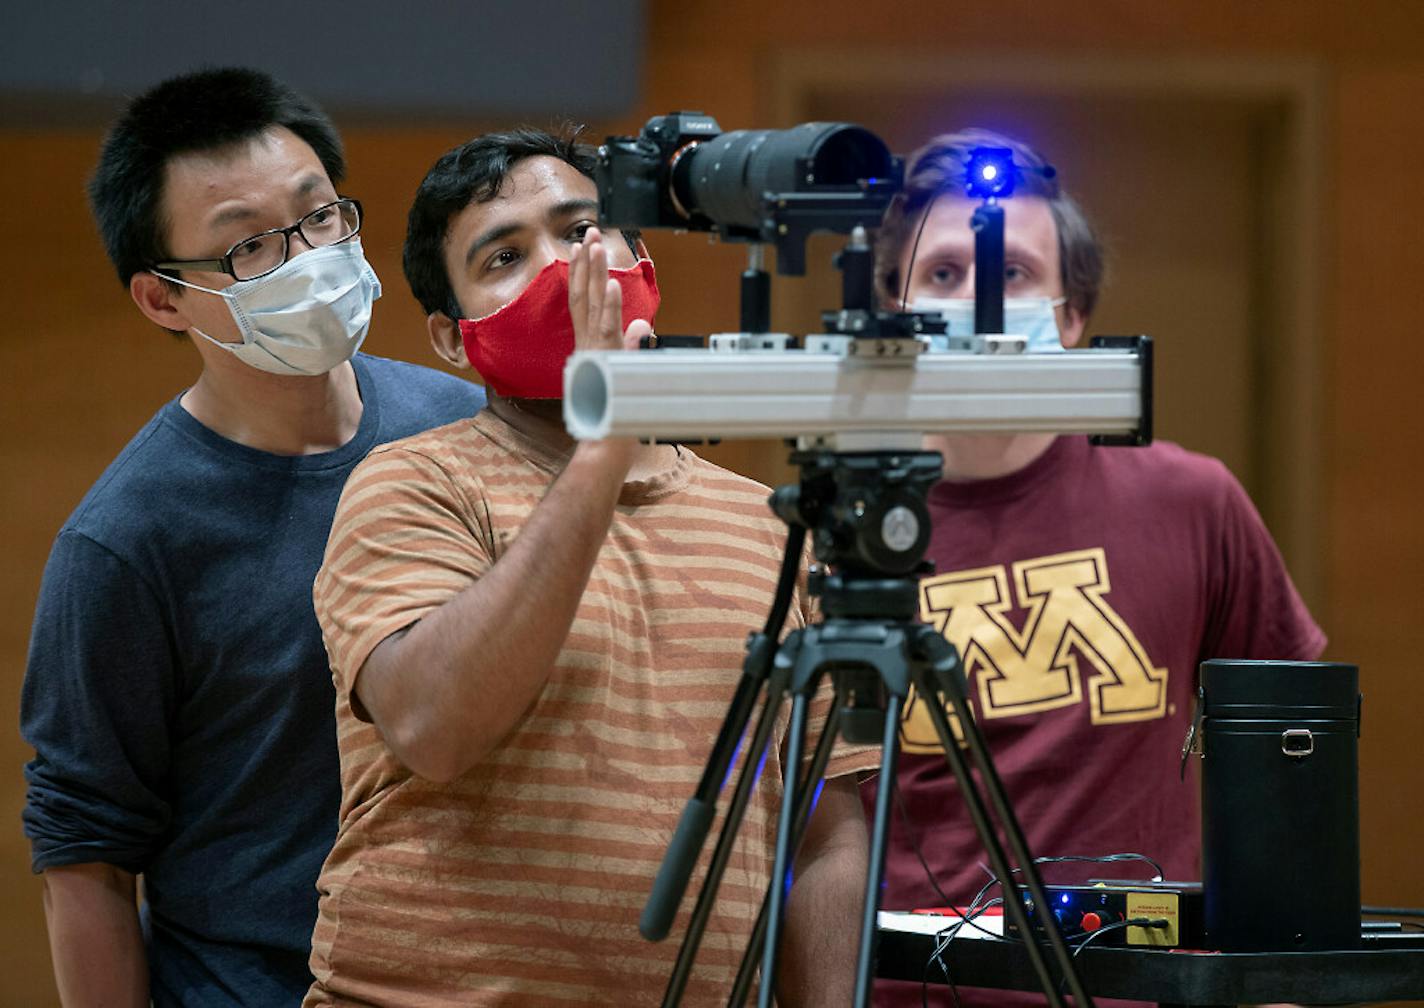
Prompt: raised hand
<box><xmin>569</xmin><ymin>226</ymin><xmax>651</xmax><ymax>352</ymax></box>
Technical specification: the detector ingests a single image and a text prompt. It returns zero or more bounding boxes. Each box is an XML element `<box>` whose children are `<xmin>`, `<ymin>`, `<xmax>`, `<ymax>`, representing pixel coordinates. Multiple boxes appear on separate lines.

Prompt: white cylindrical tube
<box><xmin>563</xmin><ymin>349</ymin><xmax>1144</xmax><ymax>441</ymax></box>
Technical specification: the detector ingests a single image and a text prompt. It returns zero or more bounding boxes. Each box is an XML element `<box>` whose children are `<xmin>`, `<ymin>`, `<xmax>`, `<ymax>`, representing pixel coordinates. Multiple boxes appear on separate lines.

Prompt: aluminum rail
<box><xmin>563</xmin><ymin>347</ymin><xmax>1147</xmax><ymax>442</ymax></box>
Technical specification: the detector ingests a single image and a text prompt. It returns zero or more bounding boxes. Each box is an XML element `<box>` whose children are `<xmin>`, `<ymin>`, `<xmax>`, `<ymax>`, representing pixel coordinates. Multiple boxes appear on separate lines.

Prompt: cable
<box><xmin>922</xmin><ymin>916</ymin><xmax>965</xmax><ymax>1008</ymax></box>
<box><xmin>1035</xmin><ymin>852</ymin><xmax>1164</xmax><ymax>882</ymax></box>
<box><xmin>1053</xmin><ymin>917</ymin><xmax>1169</xmax><ymax>998</ymax></box>
<box><xmin>957</xmin><ymin>851</ymin><xmax>1166</xmax><ymax>926</ymax></box>
<box><xmin>1071</xmin><ymin>917</ymin><xmax>1168</xmax><ymax>960</ymax></box>
<box><xmin>911</xmin><ymin>850</ymin><xmax>1167</xmax><ymax>1005</ymax></box>
<box><xmin>898</xmin><ymin>190</ymin><xmax>947</xmax><ymax>310</ymax></box>
<box><xmin>922</xmin><ymin>898</ymin><xmax>1002</xmax><ymax>1008</ymax></box>
<box><xmin>894</xmin><ymin>784</ymin><xmax>953</xmax><ymax>907</ymax></box>
<box><xmin>922</xmin><ymin>928</ymin><xmax>962</xmax><ymax>1008</ymax></box>
<box><xmin>950</xmin><ymin>899</ymin><xmax>1008</xmax><ymax>943</ymax></box>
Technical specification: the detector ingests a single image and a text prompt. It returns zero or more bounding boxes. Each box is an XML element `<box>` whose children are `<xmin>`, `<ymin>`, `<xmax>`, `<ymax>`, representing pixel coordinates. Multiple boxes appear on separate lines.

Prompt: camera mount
<box><xmin>576</xmin><ymin>120</ymin><xmax>1147</xmax><ymax>1005</ymax></box>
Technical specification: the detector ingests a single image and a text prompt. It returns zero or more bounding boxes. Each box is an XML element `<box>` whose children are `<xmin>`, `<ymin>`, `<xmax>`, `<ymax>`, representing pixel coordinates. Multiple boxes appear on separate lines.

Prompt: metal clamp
<box><xmin>1281</xmin><ymin>728</ymin><xmax>1315</xmax><ymax>758</ymax></box>
<box><xmin>1179</xmin><ymin>688</ymin><xmax>1206</xmax><ymax>781</ymax></box>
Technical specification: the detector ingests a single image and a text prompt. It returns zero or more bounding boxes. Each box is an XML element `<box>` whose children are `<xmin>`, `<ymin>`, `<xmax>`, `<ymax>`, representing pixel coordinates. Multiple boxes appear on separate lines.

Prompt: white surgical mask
<box><xmin>154</xmin><ymin>240</ymin><xmax>381</xmax><ymax>376</ymax></box>
<box><xmin>912</xmin><ymin>295</ymin><xmax>1067</xmax><ymax>353</ymax></box>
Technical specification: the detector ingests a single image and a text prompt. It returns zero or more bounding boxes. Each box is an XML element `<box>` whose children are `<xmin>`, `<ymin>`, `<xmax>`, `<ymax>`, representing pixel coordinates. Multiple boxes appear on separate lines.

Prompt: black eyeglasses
<box><xmin>154</xmin><ymin>197</ymin><xmax>363</xmax><ymax>282</ymax></box>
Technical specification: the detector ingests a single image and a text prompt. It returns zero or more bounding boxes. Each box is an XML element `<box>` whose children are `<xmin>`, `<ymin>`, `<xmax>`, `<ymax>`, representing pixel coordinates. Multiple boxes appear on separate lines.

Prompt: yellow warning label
<box><xmin>1126</xmin><ymin>891</ymin><xmax>1179</xmax><ymax>946</ymax></box>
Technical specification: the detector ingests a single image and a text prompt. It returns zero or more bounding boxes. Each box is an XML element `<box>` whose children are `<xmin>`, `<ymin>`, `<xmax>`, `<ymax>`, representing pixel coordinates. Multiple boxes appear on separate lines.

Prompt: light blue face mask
<box><xmin>912</xmin><ymin>296</ymin><xmax>1068</xmax><ymax>353</ymax></box>
<box><xmin>153</xmin><ymin>240</ymin><xmax>381</xmax><ymax>376</ymax></box>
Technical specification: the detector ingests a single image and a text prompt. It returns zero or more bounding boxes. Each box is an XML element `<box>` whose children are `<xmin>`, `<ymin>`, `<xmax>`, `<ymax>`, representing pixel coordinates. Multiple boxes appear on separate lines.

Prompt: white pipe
<box><xmin>563</xmin><ymin>349</ymin><xmax>1145</xmax><ymax>441</ymax></box>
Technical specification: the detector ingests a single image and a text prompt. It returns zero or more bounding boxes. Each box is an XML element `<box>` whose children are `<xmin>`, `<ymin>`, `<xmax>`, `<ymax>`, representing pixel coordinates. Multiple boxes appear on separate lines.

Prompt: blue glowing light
<box><xmin>1060</xmin><ymin>893</ymin><xmax>1071</xmax><ymax>905</ymax></box>
<box><xmin>964</xmin><ymin>146</ymin><xmax>1016</xmax><ymax>199</ymax></box>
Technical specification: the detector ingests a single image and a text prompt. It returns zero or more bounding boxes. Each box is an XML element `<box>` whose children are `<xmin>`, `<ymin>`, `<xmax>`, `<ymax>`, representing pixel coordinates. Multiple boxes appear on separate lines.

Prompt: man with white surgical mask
<box><xmin>20</xmin><ymin>68</ymin><xmax>483</xmax><ymax>1006</ymax></box>
<box><xmin>865</xmin><ymin>129</ymin><xmax>1325</xmax><ymax>1008</ymax></box>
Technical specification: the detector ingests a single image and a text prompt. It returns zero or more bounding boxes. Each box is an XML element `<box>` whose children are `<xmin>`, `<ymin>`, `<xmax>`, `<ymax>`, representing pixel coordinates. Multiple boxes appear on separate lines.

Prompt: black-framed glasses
<box><xmin>154</xmin><ymin>197</ymin><xmax>363</xmax><ymax>282</ymax></box>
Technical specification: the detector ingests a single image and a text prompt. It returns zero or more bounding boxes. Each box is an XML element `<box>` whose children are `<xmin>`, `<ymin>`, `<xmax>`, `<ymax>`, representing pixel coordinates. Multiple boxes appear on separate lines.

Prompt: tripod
<box><xmin>640</xmin><ymin>448</ymin><xmax>1094</xmax><ymax>1007</ymax></box>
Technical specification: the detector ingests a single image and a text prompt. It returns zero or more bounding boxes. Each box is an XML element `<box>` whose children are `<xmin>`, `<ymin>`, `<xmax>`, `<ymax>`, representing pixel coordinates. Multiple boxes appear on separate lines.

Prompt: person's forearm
<box><xmin>357</xmin><ymin>437</ymin><xmax>634</xmax><ymax>782</ymax></box>
<box><xmin>777</xmin><ymin>776</ymin><xmax>869</xmax><ymax>1007</ymax></box>
<box><xmin>42</xmin><ymin>863</ymin><xmax>147</xmax><ymax>1008</ymax></box>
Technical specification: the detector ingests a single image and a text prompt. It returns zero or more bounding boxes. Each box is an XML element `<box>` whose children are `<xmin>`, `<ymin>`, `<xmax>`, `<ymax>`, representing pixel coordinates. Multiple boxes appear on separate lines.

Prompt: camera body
<box><xmin>595</xmin><ymin>111</ymin><xmax>903</xmax><ymax>273</ymax></box>
<box><xmin>596</xmin><ymin>111</ymin><xmax>725</xmax><ymax>233</ymax></box>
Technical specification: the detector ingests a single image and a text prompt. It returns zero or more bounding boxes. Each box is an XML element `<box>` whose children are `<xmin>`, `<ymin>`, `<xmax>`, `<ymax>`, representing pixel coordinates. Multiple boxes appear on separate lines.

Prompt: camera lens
<box><xmin>671</xmin><ymin>123</ymin><xmax>893</xmax><ymax>232</ymax></box>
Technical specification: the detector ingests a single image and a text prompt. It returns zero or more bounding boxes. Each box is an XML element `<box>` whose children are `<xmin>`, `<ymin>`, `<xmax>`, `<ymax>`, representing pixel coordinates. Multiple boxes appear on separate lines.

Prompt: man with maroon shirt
<box><xmin>865</xmin><ymin>128</ymin><xmax>1325</xmax><ymax>1006</ymax></box>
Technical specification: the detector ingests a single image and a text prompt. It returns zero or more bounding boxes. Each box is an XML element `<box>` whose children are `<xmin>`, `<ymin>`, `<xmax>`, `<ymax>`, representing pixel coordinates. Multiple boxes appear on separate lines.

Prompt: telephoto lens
<box><xmin>671</xmin><ymin>123</ymin><xmax>894</xmax><ymax>232</ymax></box>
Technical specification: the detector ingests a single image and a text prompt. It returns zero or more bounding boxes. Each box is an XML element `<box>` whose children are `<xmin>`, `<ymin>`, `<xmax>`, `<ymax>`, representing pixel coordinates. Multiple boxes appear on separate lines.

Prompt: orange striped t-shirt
<box><xmin>306</xmin><ymin>409</ymin><xmax>875</xmax><ymax>1007</ymax></box>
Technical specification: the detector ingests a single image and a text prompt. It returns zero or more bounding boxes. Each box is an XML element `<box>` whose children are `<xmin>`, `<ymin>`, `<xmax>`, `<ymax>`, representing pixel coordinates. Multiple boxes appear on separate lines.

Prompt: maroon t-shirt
<box><xmin>867</xmin><ymin>435</ymin><xmax>1325</xmax><ymax>1007</ymax></box>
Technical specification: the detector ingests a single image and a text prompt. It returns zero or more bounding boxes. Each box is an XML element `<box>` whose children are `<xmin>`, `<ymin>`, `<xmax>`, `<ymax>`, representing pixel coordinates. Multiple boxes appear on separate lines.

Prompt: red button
<box><xmin>1081</xmin><ymin>912</ymin><xmax>1103</xmax><ymax>931</ymax></box>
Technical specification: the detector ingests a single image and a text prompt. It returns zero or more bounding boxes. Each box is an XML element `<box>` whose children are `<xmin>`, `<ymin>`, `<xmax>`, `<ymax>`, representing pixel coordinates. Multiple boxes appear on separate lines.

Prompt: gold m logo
<box><xmin>901</xmin><ymin>548</ymin><xmax>1167</xmax><ymax>754</ymax></box>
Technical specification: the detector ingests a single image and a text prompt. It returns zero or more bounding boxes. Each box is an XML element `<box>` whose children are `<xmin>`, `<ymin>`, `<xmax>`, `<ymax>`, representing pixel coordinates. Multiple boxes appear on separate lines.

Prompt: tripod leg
<box><xmin>728</xmin><ymin>691</ymin><xmax>846</xmax><ymax>1007</ymax></box>
<box><xmin>644</xmin><ymin>632</ymin><xmax>780</xmax><ymax>942</ymax></box>
<box><xmin>643</xmin><ymin>525</ymin><xmax>807</xmax><ymax>942</ymax></box>
<box><xmin>853</xmin><ymin>691</ymin><xmax>903</xmax><ymax>1008</ymax></box>
<box><xmin>756</xmin><ymin>690</ymin><xmax>813</xmax><ymax>1008</ymax></box>
<box><xmin>911</xmin><ymin>631</ymin><xmax>1077</xmax><ymax>1008</ymax></box>
<box><xmin>734</xmin><ymin>620</ymin><xmax>921</xmax><ymax>1006</ymax></box>
<box><xmin>937</xmin><ymin>670</ymin><xmax>1094</xmax><ymax>1007</ymax></box>
<box><xmin>659</xmin><ymin>645</ymin><xmax>794</xmax><ymax>1008</ymax></box>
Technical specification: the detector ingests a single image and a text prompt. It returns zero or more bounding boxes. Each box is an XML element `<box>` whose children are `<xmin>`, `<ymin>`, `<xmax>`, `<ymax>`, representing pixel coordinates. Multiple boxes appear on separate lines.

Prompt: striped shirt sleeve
<box><xmin>315</xmin><ymin>444</ymin><xmax>494</xmax><ymax>704</ymax></box>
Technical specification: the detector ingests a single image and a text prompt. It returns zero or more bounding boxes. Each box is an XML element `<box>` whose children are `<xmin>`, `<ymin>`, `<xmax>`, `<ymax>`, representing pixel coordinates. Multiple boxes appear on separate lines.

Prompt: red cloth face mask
<box><xmin>457</xmin><ymin>257</ymin><xmax>660</xmax><ymax>399</ymax></box>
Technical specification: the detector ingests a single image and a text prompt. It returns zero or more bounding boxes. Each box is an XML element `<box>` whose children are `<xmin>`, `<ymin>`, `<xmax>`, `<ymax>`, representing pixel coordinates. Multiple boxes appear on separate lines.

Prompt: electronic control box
<box><xmin>1007</xmin><ymin>881</ymin><xmax>1205</xmax><ymax>948</ymax></box>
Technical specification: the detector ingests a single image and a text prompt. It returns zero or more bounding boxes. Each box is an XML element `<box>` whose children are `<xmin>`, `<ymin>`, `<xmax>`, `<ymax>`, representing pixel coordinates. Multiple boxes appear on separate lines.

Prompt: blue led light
<box><xmin>964</xmin><ymin>146</ymin><xmax>1016</xmax><ymax>199</ymax></box>
<box><xmin>1060</xmin><ymin>893</ymin><xmax>1071</xmax><ymax>905</ymax></box>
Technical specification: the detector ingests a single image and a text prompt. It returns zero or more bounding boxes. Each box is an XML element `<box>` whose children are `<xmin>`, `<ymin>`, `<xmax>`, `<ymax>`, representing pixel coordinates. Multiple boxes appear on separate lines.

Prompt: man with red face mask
<box><xmin>301</xmin><ymin>128</ymin><xmax>879</xmax><ymax>1006</ymax></box>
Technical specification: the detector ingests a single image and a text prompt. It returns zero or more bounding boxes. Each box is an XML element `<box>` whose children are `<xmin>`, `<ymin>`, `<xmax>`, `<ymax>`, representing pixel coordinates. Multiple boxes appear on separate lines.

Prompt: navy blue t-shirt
<box><xmin>20</xmin><ymin>354</ymin><xmax>484</xmax><ymax>1006</ymax></box>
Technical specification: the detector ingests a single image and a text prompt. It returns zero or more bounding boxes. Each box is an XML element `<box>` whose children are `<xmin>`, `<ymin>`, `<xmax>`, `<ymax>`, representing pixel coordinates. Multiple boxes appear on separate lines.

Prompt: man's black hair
<box><xmin>404</xmin><ymin>126</ymin><xmax>638</xmax><ymax>320</ymax></box>
<box><xmin>89</xmin><ymin>66</ymin><xmax>345</xmax><ymax>286</ymax></box>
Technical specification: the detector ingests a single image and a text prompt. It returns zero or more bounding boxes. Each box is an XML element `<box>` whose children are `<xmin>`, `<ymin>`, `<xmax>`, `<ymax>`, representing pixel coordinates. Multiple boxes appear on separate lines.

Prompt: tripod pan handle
<box><xmin>640</xmin><ymin>797</ymin><xmax>716</xmax><ymax>941</ymax></box>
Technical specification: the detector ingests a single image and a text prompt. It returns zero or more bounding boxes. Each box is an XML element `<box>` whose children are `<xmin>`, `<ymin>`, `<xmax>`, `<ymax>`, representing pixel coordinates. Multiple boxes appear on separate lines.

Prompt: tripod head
<box><xmin>767</xmin><ymin>446</ymin><xmax>946</xmax><ymax>749</ymax></box>
<box><xmin>770</xmin><ymin>449</ymin><xmax>941</xmax><ymax>582</ymax></box>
